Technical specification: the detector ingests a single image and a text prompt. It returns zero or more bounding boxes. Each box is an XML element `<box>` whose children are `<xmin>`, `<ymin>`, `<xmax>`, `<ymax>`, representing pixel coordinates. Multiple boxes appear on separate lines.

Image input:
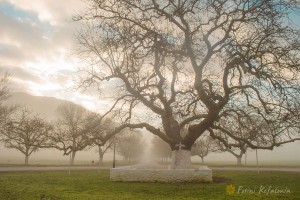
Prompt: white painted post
<box><xmin>69</xmin><ymin>153</ymin><xmax>71</xmax><ymax>175</ymax></box>
<box><xmin>256</xmin><ymin>149</ymin><xmax>259</xmax><ymax>174</ymax></box>
<box><xmin>245</xmin><ymin>151</ymin><xmax>247</xmax><ymax>165</ymax></box>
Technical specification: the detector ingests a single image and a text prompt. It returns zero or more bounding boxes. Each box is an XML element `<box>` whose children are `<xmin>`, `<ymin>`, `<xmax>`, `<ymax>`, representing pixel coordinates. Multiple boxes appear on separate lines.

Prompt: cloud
<box><xmin>0</xmin><ymin>65</ymin><xmax>41</xmax><ymax>82</ymax></box>
<box><xmin>0</xmin><ymin>7</ymin><xmax>79</xmax><ymax>62</ymax></box>
<box><xmin>4</xmin><ymin>0</ymin><xmax>86</xmax><ymax>26</ymax></box>
<box><xmin>0</xmin><ymin>43</ymin><xmax>27</xmax><ymax>65</ymax></box>
<box><xmin>0</xmin><ymin>0</ymin><xmax>121</xmax><ymax>113</ymax></box>
<box><xmin>0</xmin><ymin>1</ymin><xmax>80</xmax><ymax>95</ymax></box>
<box><xmin>0</xmin><ymin>11</ymin><xmax>49</xmax><ymax>63</ymax></box>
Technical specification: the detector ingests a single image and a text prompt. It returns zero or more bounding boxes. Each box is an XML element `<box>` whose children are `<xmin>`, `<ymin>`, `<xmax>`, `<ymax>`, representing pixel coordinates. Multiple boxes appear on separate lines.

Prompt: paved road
<box><xmin>0</xmin><ymin>165</ymin><xmax>299</xmax><ymax>172</ymax></box>
<box><xmin>0</xmin><ymin>166</ymin><xmax>103</xmax><ymax>172</ymax></box>
<box><xmin>211</xmin><ymin>166</ymin><xmax>300</xmax><ymax>172</ymax></box>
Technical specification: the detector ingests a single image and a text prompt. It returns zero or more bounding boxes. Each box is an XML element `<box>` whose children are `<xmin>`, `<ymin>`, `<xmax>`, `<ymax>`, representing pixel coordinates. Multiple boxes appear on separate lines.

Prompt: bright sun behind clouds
<box><xmin>0</xmin><ymin>0</ymin><xmax>101</xmax><ymax>112</ymax></box>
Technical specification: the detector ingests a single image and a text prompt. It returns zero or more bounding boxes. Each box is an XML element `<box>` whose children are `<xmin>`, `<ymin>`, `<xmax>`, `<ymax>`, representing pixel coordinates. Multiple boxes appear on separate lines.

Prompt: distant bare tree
<box><xmin>151</xmin><ymin>136</ymin><xmax>171</xmax><ymax>163</ymax></box>
<box><xmin>117</xmin><ymin>132</ymin><xmax>144</xmax><ymax>164</ymax></box>
<box><xmin>0</xmin><ymin>73</ymin><xmax>16</xmax><ymax>131</ymax></box>
<box><xmin>80</xmin><ymin>112</ymin><xmax>120</xmax><ymax>165</ymax></box>
<box><xmin>90</xmin><ymin>116</ymin><xmax>119</xmax><ymax>165</ymax></box>
<box><xmin>191</xmin><ymin>134</ymin><xmax>215</xmax><ymax>164</ymax></box>
<box><xmin>211</xmin><ymin>111</ymin><xmax>264</xmax><ymax>165</ymax></box>
<box><xmin>215</xmin><ymin>140</ymin><xmax>248</xmax><ymax>166</ymax></box>
<box><xmin>211</xmin><ymin>109</ymin><xmax>288</xmax><ymax>165</ymax></box>
<box><xmin>49</xmin><ymin>103</ymin><xmax>93</xmax><ymax>165</ymax></box>
<box><xmin>0</xmin><ymin>73</ymin><xmax>10</xmax><ymax>107</ymax></box>
<box><xmin>2</xmin><ymin>108</ymin><xmax>52</xmax><ymax>165</ymax></box>
<box><xmin>96</xmin><ymin>137</ymin><xmax>117</xmax><ymax>165</ymax></box>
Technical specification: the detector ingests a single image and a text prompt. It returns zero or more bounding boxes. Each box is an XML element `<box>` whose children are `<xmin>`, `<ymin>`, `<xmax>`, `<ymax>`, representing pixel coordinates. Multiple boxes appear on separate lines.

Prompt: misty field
<box><xmin>0</xmin><ymin>170</ymin><xmax>299</xmax><ymax>200</ymax></box>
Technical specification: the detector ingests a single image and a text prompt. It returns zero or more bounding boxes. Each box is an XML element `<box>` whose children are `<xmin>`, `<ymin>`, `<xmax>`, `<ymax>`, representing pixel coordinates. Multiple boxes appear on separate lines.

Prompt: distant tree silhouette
<box><xmin>89</xmin><ymin>116</ymin><xmax>119</xmax><ymax>166</ymax></box>
<box><xmin>191</xmin><ymin>134</ymin><xmax>215</xmax><ymax>164</ymax></box>
<box><xmin>0</xmin><ymin>73</ymin><xmax>16</xmax><ymax>132</ymax></box>
<box><xmin>117</xmin><ymin>133</ymin><xmax>144</xmax><ymax>164</ymax></box>
<box><xmin>2</xmin><ymin>108</ymin><xmax>52</xmax><ymax>165</ymax></box>
<box><xmin>151</xmin><ymin>136</ymin><xmax>171</xmax><ymax>163</ymax></box>
<box><xmin>49</xmin><ymin>103</ymin><xmax>93</xmax><ymax>165</ymax></box>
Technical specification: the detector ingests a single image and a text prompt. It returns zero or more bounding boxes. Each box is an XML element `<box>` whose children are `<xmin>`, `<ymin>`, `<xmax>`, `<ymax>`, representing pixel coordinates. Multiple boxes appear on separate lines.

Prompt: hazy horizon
<box><xmin>0</xmin><ymin>92</ymin><xmax>299</xmax><ymax>166</ymax></box>
<box><xmin>1</xmin><ymin>131</ymin><xmax>299</xmax><ymax>166</ymax></box>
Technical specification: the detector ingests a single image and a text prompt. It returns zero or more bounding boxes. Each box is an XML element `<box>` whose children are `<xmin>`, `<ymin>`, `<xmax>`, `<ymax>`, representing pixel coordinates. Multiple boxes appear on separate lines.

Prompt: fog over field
<box><xmin>0</xmin><ymin>92</ymin><xmax>299</xmax><ymax>165</ymax></box>
<box><xmin>1</xmin><ymin>136</ymin><xmax>299</xmax><ymax>165</ymax></box>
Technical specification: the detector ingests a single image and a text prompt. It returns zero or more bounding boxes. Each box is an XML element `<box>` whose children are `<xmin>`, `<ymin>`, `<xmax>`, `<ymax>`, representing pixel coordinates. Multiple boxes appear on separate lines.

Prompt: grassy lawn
<box><xmin>0</xmin><ymin>170</ymin><xmax>299</xmax><ymax>200</ymax></box>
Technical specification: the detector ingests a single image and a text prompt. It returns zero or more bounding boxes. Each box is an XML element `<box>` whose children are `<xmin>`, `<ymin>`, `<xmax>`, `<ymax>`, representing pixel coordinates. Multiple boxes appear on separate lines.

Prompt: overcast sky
<box><xmin>0</xmin><ymin>0</ymin><xmax>109</xmax><ymax>110</ymax></box>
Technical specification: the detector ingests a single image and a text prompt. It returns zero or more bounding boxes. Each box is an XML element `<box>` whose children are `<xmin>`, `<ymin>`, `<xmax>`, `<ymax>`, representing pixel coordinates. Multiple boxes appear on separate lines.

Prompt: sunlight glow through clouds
<box><xmin>25</xmin><ymin>48</ymin><xmax>75</xmax><ymax>74</ymax></box>
<box><xmin>0</xmin><ymin>0</ymin><xmax>101</xmax><ymax>111</ymax></box>
<box><xmin>1</xmin><ymin>36</ymin><xmax>21</xmax><ymax>48</ymax></box>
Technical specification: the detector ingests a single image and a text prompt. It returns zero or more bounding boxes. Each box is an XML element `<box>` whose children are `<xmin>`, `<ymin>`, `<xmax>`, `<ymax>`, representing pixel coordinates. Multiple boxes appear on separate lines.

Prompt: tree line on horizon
<box><xmin>0</xmin><ymin>74</ymin><xmax>145</xmax><ymax>165</ymax></box>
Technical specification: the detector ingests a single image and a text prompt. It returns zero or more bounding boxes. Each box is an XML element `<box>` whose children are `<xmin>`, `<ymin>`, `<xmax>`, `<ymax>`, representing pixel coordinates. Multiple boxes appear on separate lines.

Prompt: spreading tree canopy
<box><xmin>75</xmin><ymin>0</ymin><xmax>300</xmax><ymax>155</ymax></box>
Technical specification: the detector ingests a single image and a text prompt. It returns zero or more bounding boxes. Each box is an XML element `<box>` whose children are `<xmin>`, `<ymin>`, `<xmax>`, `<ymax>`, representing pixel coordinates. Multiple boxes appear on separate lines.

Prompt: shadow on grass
<box><xmin>212</xmin><ymin>176</ymin><xmax>232</xmax><ymax>183</ymax></box>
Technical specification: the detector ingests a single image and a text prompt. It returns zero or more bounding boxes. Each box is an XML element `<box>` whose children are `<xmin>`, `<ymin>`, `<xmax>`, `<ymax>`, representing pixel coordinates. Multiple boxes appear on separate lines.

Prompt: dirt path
<box><xmin>211</xmin><ymin>166</ymin><xmax>300</xmax><ymax>172</ymax></box>
<box><xmin>0</xmin><ymin>166</ymin><xmax>104</xmax><ymax>172</ymax></box>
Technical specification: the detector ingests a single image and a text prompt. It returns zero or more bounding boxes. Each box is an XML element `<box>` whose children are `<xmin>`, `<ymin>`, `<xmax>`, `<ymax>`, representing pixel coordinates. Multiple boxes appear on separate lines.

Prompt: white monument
<box><xmin>110</xmin><ymin>164</ymin><xmax>212</xmax><ymax>182</ymax></box>
<box><xmin>110</xmin><ymin>138</ymin><xmax>212</xmax><ymax>182</ymax></box>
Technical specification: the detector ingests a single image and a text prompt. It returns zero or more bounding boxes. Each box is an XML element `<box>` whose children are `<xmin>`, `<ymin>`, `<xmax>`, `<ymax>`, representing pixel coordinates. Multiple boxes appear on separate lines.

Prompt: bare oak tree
<box><xmin>214</xmin><ymin>140</ymin><xmax>248</xmax><ymax>166</ymax></box>
<box><xmin>96</xmin><ymin>137</ymin><xmax>116</xmax><ymax>165</ymax></box>
<box><xmin>191</xmin><ymin>134</ymin><xmax>215</xmax><ymax>164</ymax></box>
<box><xmin>89</xmin><ymin>116</ymin><xmax>118</xmax><ymax>165</ymax></box>
<box><xmin>2</xmin><ymin>109</ymin><xmax>52</xmax><ymax>165</ymax></box>
<box><xmin>117</xmin><ymin>133</ymin><xmax>144</xmax><ymax>164</ymax></box>
<box><xmin>0</xmin><ymin>73</ymin><xmax>16</xmax><ymax>130</ymax></box>
<box><xmin>49</xmin><ymin>103</ymin><xmax>93</xmax><ymax>165</ymax></box>
<box><xmin>75</xmin><ymin>0</ymin><xmax>300</xmax><ymax>168</ymax></box>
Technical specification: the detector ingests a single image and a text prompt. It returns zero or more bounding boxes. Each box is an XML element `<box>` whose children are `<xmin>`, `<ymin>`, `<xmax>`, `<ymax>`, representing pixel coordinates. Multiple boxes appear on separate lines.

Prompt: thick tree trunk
<box><xmin>201</xmin><ymin>157</ymin><xmax>204</xmax><ymax>164</ymax></box>
<box><xmin>25</xmin><ymin>155</ymin><xmax>29</xmax><ymax>166</ymax></box>
<box><xmin>237</xmin><ymin>156</ymin><xmax>242</xmax><ymax>166</ymax></box>
<box><xmin>170</xmin><ymin>150</ymin><xmax>191</xmax><ymax>169</ymax></box>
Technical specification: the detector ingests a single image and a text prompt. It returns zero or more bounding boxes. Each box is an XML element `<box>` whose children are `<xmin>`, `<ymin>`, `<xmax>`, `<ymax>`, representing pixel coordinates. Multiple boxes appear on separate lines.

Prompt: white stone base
<box><xmin>110</xmin><ymin>165</ymin><xmax>212</xmax><ymax>182</ymax></box>
<box><xmin>171</xmin><ymin>150</ymin><xmax>192</xmax><ymax>169</ymax></box>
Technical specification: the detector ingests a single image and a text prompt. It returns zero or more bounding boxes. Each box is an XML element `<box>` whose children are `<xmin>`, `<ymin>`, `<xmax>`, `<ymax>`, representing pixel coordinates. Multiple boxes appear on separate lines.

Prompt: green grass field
<box><xmin>0</xmin><ymin>170</ymin><xmax>299</xmax><ymax>200</ymax></box>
